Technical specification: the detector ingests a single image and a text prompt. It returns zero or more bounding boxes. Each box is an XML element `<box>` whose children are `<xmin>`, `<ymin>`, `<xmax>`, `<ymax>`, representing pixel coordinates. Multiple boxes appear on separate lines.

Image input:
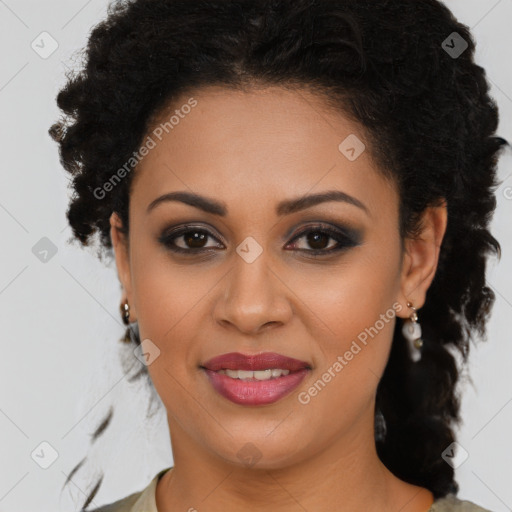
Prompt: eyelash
<box><xmin>158</xmin><ymin>223</ymin><xmax>361</xmax><ymax>258</ymax></box>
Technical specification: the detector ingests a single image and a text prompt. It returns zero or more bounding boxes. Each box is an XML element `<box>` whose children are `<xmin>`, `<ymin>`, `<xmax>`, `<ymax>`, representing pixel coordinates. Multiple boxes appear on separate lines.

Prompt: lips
<box><xmin>201</xmin><ymin>352</ymin><xmax>311</xmax><ymax>372</ymax></box>
<box><xmin>200</xmin><ymin>352</ymin><xmax>311</xmax><ymax>406</ymax></box>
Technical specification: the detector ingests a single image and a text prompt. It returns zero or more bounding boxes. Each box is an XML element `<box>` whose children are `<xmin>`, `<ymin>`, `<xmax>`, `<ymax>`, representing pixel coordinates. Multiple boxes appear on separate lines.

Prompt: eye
<box><xmin>158</xmin><ymin>222</ymin><xmax>362</xmax><ymax>257</ymax></box>
<box><xmin>285</xmin><ymin>224</ymin><xmax>361</xmax><ymax>256</ymax></box>
<box><xmin>158</xmin><ymin>226</ymin><xmax>224</xmax><ymax>254</ymax></box>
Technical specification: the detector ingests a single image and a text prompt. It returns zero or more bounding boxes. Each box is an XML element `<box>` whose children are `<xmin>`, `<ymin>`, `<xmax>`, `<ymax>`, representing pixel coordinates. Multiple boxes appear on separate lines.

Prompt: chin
<box><xmin>208</xmin><ymin>430</ymin><xmax>310</xmax><ymax>471</ymax></box>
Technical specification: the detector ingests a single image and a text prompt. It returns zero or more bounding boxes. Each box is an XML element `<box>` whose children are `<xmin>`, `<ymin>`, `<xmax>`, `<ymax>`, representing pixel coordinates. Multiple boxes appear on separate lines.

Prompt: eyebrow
<box><xmin>146</xmin><ymin>190</ymin><xmax>369</xmax><ymax>216</ymax></box>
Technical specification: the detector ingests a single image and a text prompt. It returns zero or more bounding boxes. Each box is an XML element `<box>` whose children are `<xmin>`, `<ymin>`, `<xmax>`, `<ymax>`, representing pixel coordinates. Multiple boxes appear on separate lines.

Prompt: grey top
<box><xmin>88</xmin><ymin>467</ymin><xmax>493</xmax><ymax>512</ymax></box>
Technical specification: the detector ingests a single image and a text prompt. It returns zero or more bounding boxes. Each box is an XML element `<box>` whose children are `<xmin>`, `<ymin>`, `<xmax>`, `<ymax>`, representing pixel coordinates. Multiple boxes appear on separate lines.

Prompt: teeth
<box><xmin>216</xmin><ymin>368</ymin><xmax>291</xmax><ymax>380</ymax></box>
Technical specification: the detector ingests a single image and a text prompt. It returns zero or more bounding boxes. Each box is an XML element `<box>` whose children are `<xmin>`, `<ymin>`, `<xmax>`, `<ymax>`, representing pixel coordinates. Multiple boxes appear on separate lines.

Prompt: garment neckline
<box><xmin>144</xmin><ymin>468</ymin><xmax>456</xmax><ymax>512</ymax></box>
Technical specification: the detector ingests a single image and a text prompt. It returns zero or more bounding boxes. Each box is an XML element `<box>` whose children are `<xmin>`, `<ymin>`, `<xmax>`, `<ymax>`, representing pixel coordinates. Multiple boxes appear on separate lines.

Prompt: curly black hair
<box><xmin>50</xmin><ymin>0</ymin><xmax>509</xmax><ymax>509</ymax></box>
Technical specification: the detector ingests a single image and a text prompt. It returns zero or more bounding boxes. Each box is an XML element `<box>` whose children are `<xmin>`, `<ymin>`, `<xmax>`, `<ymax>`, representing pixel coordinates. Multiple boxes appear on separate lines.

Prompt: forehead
<box><xmin>130</xmin><ymin>85</ymin><xmax>398</xmax><ymax>221</ymax></box>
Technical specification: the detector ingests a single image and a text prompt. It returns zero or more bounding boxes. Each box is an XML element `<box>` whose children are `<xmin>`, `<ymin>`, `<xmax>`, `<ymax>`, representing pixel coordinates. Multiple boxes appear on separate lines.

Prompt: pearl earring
<box><xmin>401</xmin><ymin>301</ymin><xmax>424</xmax><ymax>362</ymax></box>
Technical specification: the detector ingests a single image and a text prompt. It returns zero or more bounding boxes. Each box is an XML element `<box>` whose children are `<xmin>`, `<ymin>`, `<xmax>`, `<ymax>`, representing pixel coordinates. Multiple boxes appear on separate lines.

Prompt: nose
<box><xmin>213</xmin><ymin>252</ymin><xmax>293</xmax><ymax>335</ymax></box>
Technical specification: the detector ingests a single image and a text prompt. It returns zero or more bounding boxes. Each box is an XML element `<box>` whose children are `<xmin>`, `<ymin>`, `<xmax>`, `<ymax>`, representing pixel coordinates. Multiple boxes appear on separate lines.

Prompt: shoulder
<box><xmin>431</xmin><ymin>494</ymin><xmax>493</xmax><ymax>512</ymax></box>
<box><xmin>85</xmin><ymin>466</ymin><xmax>173</xmax><ymax>512</ymax></box>
<box><xmin>86</xmin><ymin>490</ymin><xmax>144</xmax><ymax>512</ymax></box>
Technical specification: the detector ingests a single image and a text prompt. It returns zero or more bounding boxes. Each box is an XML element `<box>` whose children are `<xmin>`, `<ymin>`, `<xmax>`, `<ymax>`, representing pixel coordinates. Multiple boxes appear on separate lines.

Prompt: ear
<box><xmin>396</xmin><ymin>200</ymin><xmax>448</xmax><ymax>318</ymax></box>
<box><xmin>110</xmin><ymin>212</ymin><xmax>136</xmax><ymax>320</ymax></box>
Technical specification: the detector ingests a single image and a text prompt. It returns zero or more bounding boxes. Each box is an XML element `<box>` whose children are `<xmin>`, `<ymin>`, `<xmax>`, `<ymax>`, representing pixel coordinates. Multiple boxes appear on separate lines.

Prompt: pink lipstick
<box><xmin>201</xmin><ymin>352</ymin><xmax>311</xmax><ymax>406</ymax></box>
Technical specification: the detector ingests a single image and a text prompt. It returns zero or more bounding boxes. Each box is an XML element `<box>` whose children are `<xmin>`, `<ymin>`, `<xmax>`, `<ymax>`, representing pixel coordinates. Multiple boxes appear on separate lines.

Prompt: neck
<box><xmin>156</xmin><ymin>410</ymin><xmax>434</xmax><ymax>512</ymax></box>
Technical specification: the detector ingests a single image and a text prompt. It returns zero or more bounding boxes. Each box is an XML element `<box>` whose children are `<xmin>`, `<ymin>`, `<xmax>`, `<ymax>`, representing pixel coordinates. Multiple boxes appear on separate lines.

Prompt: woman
<box><xmin>49</xmin><ymin>0</ymin><xmax>508</xmax><ymax>510</ymax></box>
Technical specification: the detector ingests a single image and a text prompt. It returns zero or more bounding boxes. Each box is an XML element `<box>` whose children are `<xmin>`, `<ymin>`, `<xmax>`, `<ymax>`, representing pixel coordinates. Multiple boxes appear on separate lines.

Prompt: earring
<box><xmin>120</xmin><ymin>299</ymin><xmax>130</xmax><ymax>326</ymax></box>
<box><xmin>401</xmin><ymin>301</ymin><xmax>424</xmax><ymax>362</ymax></box>
<box><xmin>120</xmin><ymin>299</ymin><xmax>139</xmax><ymax>344</ymax></box>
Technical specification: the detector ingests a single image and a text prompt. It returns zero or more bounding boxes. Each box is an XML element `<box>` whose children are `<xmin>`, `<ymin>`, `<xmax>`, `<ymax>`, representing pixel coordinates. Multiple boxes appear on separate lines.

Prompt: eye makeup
<box><xmin>157</xmin><ymin>220</ymin><xmax>364</xmax><ymax>258</ymax></box>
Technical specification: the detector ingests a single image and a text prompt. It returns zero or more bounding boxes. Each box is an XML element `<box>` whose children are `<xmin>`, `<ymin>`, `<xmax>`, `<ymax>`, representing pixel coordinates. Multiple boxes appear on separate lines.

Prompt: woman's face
<box><xmin>111</xmin><ymin>85</ymin><xmax>445</xmax><ymax>470</ymax></box>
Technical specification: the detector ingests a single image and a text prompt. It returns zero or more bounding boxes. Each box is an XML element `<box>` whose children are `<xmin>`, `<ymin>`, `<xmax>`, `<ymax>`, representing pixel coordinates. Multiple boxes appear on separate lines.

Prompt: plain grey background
<box><xmin>1</xmin><ymin>1</ymin><xmax>511</xmax><ymax>511</ymax></box>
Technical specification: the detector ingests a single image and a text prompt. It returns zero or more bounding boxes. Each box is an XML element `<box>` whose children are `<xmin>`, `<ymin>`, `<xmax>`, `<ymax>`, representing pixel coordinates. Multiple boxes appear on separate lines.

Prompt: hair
<box><xmin>50</xmin><ymin>0</ymin><xmax>509</xmax><ymax>509</ymax></box>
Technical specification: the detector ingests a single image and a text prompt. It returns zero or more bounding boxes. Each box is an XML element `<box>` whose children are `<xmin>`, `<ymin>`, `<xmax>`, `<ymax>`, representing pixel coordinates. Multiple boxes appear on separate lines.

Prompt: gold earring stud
<box><xmin>120</xmin><ymin>300</ymin><xmax>130</xmax><ymax>326</ymax></box>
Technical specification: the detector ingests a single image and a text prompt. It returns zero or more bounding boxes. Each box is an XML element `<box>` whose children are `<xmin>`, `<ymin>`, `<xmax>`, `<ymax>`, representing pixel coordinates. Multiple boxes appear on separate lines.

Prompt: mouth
<box><xmin>200</xmin><ymin>352</ymin><xmax>311</xmax><ymax>406</ymax></box>
<box><xmin>213</xmin><ymin>368</ymin><xmax>294</xmax><ymax>380</ymax></box>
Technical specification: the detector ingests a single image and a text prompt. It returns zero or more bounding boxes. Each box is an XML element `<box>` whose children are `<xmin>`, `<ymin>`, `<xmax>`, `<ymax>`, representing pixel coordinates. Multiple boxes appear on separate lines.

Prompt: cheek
<box><xmin>294</xmin><ymin>294</ymin><xmax>397</xmax><ymax>435</ymax></box>
<box><xmin>292</xmin><ymin>250</ymin><xmax>401</xmax><ymax>397</ymax></box>
<box><xmin>131</xmin><ymin>242</ymin><xmax>213</xmax><ymax>337</ymax></box>
<box><xmin>132</xmin><ymin>259</ymin><xmax>205</xmax><ymax>415</ymax></box>
<box><xmin>295</xmin><ymin>249</ymin><xmax>400</xmax><ymax>342</ymax></box>
<box><xmin>129</xmin><ymin>252</ymin><xmax>208</xmax><ymax>388</ymax></box>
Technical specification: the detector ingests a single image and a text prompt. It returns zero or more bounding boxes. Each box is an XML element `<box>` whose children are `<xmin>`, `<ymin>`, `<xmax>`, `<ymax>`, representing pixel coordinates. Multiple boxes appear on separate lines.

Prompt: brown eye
<box><xmin>286</xmin><ymin>224</ymin><xmax>362</xmax><ymax>256</ymax></box>
<box><xmin>158</xmin><ymin>226</ymin><xmax>224</xmax><ymax>253</ymax></box>
<box><xmin>158</xmin><ymin>222</ymin><xmax>362</xmax><ymax>257</ymax></box>
<box><xmin>304</xmin><ymin>231</ymin><xmax>332</xmax><ymax>250</ymax></box>
<box><xmin>181</xmin><ymin>230</ymin><xmax>208</xmax><ymax>249</ymax></box>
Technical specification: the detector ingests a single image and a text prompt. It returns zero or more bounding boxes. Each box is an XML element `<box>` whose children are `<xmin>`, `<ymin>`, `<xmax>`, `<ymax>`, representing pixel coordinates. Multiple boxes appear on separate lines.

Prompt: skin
<box><xmin>110</xmin><ymin>85</ymin><xmax>447</xmax><ymax>512</ymax></box>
